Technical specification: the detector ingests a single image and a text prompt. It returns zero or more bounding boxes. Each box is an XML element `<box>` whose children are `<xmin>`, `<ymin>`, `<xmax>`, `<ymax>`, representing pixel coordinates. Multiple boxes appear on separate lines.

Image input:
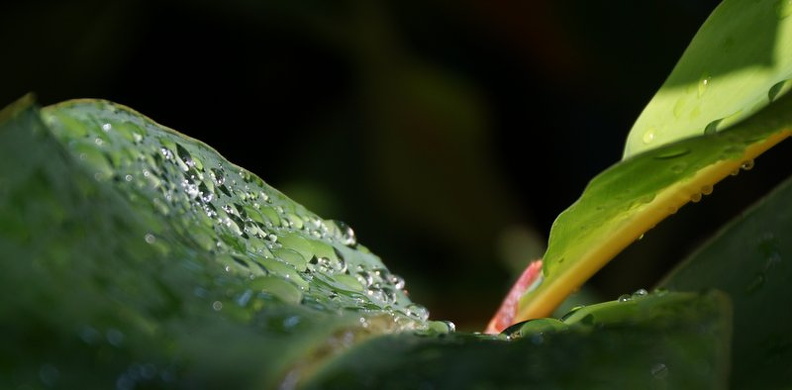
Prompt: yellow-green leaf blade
<box><xmin>514</xmin><ymin>92</ymin><xmax>792</xmax><ymax>323</ymax></box>
<box><xmin>623</xmin><ymin>0</ymin><xmax>792</xmax><ymax>158</ymax></box>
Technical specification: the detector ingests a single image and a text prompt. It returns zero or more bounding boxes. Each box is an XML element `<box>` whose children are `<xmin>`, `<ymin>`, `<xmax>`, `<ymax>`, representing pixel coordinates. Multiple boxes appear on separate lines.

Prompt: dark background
<box><xmin>4</xmin><ymin>0</ymin><xmax>790</xmax><ymax>331</ymax></box>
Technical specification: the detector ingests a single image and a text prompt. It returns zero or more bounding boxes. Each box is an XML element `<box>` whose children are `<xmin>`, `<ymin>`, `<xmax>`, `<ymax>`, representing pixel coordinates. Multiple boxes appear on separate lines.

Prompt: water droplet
<box><xmin>745</xmin><ymin>273</ymin><xmax>765</xmax><ymax>294</ymax></box>
<box><xmin>618</xmin><ymin>294</ymin><xmax>632</xmax><ymax>302</ymax></box>
<box><xmin>101</xmin><ymin>123</ymin><xmax>112</xmax><ymax>132</ymax></box>
<box><xmin>212</xmin><ymin>301</ymin><xmax>224</xmax><ymax>311</ymax></box>
<box><xmin>160</xmin><ymin>147</ymin><xmax>173</xmax><ymax>160</ymax></box>
<box><xmin>79</xmin><ymin>326</ymin><xmax>102</xmax><ymax>344</ymax></box>
<box><xmin>690</xmin><ymin>192</ymin><xmax>703</xmax><ymax>203</ymax></box>
<box><xmin>211</xmin><ymin>167</ymin><xmax>225</xmax><ymax>185</ymax></box>
<box><xmin>332</xmin><ymin>220</ymin><xmax>358</xmax><ymax>247</ymax></box>
<box><xmin>144</xmin><ymin>233</ymin><xmax>156</xmax><ymax>244</ymax></box>
<box><xmin>632</xmin><ymin>288</ymin><xmax>648</xmax><ymax>298</ymax></box>
<box><xmin>94</xmin><ymin>137</ymin><xmax>104</xmax><ymax>146</ymax></box>
<box><xmin>39</xmin><ymin>364</ymin><xmax>60</xmax><ymax>386</ymax></box>
<box><xmin>405</xmin><ymin>303</ymin><xmax>430</xmax><ymax>321</ymax></box>
<box><xmin>502</xmin><ymin>318</ymin><xmax>566</xmax><ymax>341</ymax></box>
<box><xmin>704</xmin><ymin>118</ymin><xmax>722</xmax><ymax>135</ymax></box>
<box><xmin>175</xmin><ymin>144</ymin><xmax>194</xmax><ymax>168</ymax></box>
<box><xmin>741</xmin><ymin>160</ymin><xmax>755</xmax><ymax>171</ymax></box>
<box><xmin>654</xmin><ymin>147</ymin><xmax>690</xmax><ymax>159</ymax></box>
<box><xmin>106</xmin><ymin>328</ymin><xmax>125</xmax><ymax>347</ymax></box>
<box><xmin>356</xmin><ymin>271</ymin><xmax>373</xmax><ymax>287</ymax></box>
<box><xmin>283</xmin><ymin>315</ymin><xmax>301</xmax><ymax>329</ymax></box>
<box><xmin>642</xmin><ymin>128</ymin><xmax>656</xmax><ymax>144</ymax></box>
<box><xmin>559</xmin><ymin>305</ymin><xmax>586</xmax><ymax>321</ymax></box>
<box><xmin>669</xmin><ymin>162</ymin><xmax>687</xmax><ymax>173</ymax></box>
<box><xmin>390</xmin><ymin>274</ymin><xmax>406</xmax><ymax>290</ymax></box>
<box><xmin>698</xmin><ymin>73</ymin><xmax>711</xmax><ymax>97</ymax></box>
<box><xmin>701</xmin><ymin>184</ymin><xmax>714</xmax><ymax>195</ymax></box>
<box><xmin>769</xmin><ymin>79</ymin><xmax>792</xmax><ymax>102</ymax></box>
<box><xmin>651</xmin><ymin>362</ymin><xmax>669</xmax><ymax>379</ymax></box>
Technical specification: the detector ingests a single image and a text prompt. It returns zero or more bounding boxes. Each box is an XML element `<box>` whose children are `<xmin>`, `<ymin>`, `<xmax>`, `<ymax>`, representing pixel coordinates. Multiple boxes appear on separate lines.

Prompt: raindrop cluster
<box><xmin>49</xmin><ymin>100</ymin><xmax>430</xmax><ymax>330</ymax></box>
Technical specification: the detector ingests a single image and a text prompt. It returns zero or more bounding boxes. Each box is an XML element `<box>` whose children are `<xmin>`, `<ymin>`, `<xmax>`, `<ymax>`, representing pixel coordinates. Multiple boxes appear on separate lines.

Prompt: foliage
<box><xmin>2</xmin><ymin>0</ymin><xmax>792</xmax><ymax>389</ymax></box>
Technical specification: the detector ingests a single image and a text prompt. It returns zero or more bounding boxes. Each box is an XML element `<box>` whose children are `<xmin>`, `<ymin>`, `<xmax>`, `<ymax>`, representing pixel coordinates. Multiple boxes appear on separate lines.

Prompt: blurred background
<box><xmin>4</xmin><ymin>0</ymin><xmax>791</xmax><ymax>331</ymax></box>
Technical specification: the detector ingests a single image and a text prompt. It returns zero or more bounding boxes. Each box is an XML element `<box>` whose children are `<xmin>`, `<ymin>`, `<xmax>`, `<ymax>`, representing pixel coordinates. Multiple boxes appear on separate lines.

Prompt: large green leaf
<box><xmin>658</xmin><ymin>173</ymin><xmax>792</xmax><ymax>389</ymax></box>
<box><xmin>623</xmin><ymin>0</ymin><xmax>792</xmax><ymax>158</ymax></box>
<box><xmin>0</xmin><ymin>95</ymin><xmax>431</xmax><ymax>388</ymax></box>
<box><xmin>0</xmin><ymin>94</ymin><xmax>736</xmax><ymax>388</ymax></box>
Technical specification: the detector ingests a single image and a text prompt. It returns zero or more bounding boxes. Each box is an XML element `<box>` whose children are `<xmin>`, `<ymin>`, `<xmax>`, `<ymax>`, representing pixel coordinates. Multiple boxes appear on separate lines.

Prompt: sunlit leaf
<box><xmin>510</xmin><ymin>92</ymin><xmax>792</xmax><ymax>326</ymax></box>
<box><xmin>623</xmin><ymin>0</ymin><xmax>792</xmax><ymax>158</ymax></box>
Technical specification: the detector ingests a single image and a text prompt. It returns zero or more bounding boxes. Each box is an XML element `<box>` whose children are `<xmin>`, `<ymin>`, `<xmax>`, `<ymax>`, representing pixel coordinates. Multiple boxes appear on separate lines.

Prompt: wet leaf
<box><xmin>305</xmin><ymin>290</ymin><xmax>731</xmax><ymax>389</ymax></box>
<box><xmin>658</xmin><ymin>173</ymin><xmax>792</xmax><ymax>388</ymax></box>
<box><xmin>0</xmin><ymin>95</ymin><xmax>431</xmax><ymax>388</ymax></box>
<box><xmin>624</xmin><ymin>0</ymin><xmax>792</xmax><ymax>158</ymax></box>
<box><xmin>506</xmin><ymin>0</ymin><xmax>792</xmax><ymax>327</ymax></box>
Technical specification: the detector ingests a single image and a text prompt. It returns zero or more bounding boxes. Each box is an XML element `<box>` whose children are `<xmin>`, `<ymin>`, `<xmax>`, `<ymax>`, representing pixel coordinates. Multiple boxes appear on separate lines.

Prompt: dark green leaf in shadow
<box><xmin>658</xmin><ymin>173</ymin><xmax>792</xmax><ymax>389</ymax></box>
<box><xmin>304</xmin><ymin>290</ymin><xmax>731</xmax><ymax>389</ymax></box>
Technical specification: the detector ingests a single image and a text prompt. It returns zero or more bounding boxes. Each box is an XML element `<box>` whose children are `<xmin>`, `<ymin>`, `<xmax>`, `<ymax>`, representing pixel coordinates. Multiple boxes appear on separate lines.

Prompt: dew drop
<box><xmin>632</xmin><ymin>288</ymin><xmax>648</xmax><ymax>298</ymax></box>
<box><xmin>700</xmin><ymin>184</ymin><xmax>714</xmax><ymax>195</ymax></box>
<box><xmin>106</xmin><ymin>328</ymin><xmax>125</xmax><ymax>347</ymax></box>
<box><xmin>39</xmin><ymin>364</ymin><xmax>60</xmax><ymax>386</ymax></box>
<box><xmin>405</xmin><ymin>303</ymin><xmax>430</xmax><ymax>321</ymax></box>
<box><xmin>333</xmin><ymin>220</ymin><xmax>358</xmax><ymax>247</ymax></box>
<box><xmin>283</xmin><ymin>315</ymin><xmax>301</xmax><ymax>329</ymax></box>
<box><xmin>642</xmin><ymin>128</ymin><xmax>656</xmax><ymax>144</ymax></box>
<box><xmin>560</xmin><ymin>305</ymin><xmax>586</xmax><ymax>321</ymax></box>
<box><xmin>175</xmin><ymin>144</ymin><xmax>194</xmax><ymax>168</ymax></box>
<box><xmin>356</xmin><ymin>271</ymin><xmax>373</xmax><ymax>287</ymax></box>
<box><xmin>698</xmin><ymin>73</ymin><xmax>711</xmax><ymax>97</ymax></box>
<box><xmin>390</xmin><ymin>274</ymin><xmax>406</xmax><ymax>290</ymax></box>
<box><xmin>669</xmin><ymin>162</ymin><xmax>687</xmax><ymax>174</ymax></box>
<box><xmin>618</xmin><ymin>294</ymin><xmax>632</xmax><ymax>302</ymax></box>
<box><xmin>769</xmin><ymin>79</ymin><xmax>792</xmax><ymax>102</ymax></box>
<box><xmin>144</xmin><ymin>233</ymin><xmax>156</xmax><ymax>244</ymax></box>
<box><xmin>690</xmin><ymin>192</ymin><xmax>703</xmax><ymax>203</ymax></box>
<box><xmin>101</xmin><ymin>123</ymin><xmax>112</xmax><ymax>132</ymax></box>
<box><xmin>651</xmin><ymin>363</ymin><xmax>669</xmax><ymax>379</ymax></box>
<box><xmin>212</xmin><ymin>301</ymin><xmax>224</xmax><ymax>311</ymax></box>
<box><xmin>745</xmin><ymin>273</ymin><xmax>765</xmax><ymax>294</ymax></box>
<box><xmin>160</xmin><ymin>147</ymin><xmax>173</xmax><ymax>160</ymax></box>
<box><xmin>704</xmin><ymin>119</ymin><xmax>721</xmax><ymax>135</ymax></box>
<box><xmin>741</xmin><ymin>160</ymin><xmax>755</xmax><ymax>171</ymax></box>
<box><xmin>654</xmin><ymin>147</ymin><xmax>690</xmax><ymax>159</ymax></box>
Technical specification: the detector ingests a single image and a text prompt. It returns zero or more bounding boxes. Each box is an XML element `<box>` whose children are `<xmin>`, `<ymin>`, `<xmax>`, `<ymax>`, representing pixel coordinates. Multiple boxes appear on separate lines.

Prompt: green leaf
<box><xmin>509</xmin><ymin>0</ymin><xmax>792</xmax><ymax>325</ymax></box>
<box><xmin>658</xmin><ymin>173</ymin><xmax>792</xmax><ymax>388</ymax></box>
<box><xmin>0</xmin><ymin>96</ymin><xmax>432</xmax><ymax>388</ymax></box>
<box><xmin>305</xmin><ymin>290</ymin><xmax>731</xmax><ymax>389</ymax></box>
<box><xmin>513</xmin><ymin>91</ymin><xmax>792</xmax><ymax>323</ymax></box>
<box><xmin>623</xmin><ymin>0</ymin><xmax>792</xmax><ymax>158</ymax></box>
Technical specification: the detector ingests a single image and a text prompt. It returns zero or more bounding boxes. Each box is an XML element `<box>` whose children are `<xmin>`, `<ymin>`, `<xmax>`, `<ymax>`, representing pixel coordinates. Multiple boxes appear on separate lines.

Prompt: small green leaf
<box><xmin>513</xmin><ymin>92</ymin><xmax>792</xmax><ymax>323</ymax></box>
